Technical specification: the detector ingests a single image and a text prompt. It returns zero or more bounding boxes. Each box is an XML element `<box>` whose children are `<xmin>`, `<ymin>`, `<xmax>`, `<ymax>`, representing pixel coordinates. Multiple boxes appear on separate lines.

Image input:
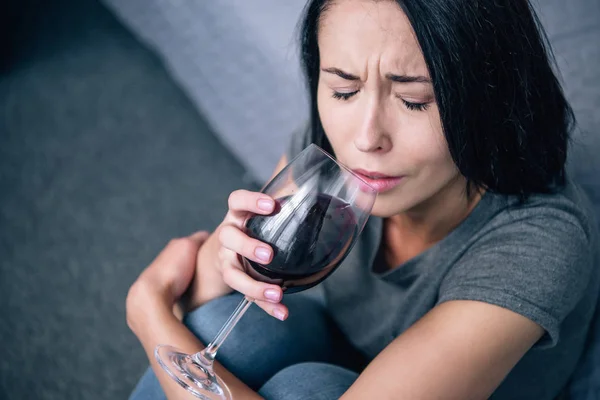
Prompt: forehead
<box><xmin>318</xmin><ymin>0</ymin><xmax>425</xmax><ymax>73</ymax></box>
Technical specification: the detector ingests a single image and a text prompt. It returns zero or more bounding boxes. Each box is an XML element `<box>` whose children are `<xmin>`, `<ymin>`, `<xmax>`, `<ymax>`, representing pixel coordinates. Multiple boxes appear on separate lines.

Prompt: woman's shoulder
<box><xmin>472</xmin><ymin>178</ymin><xmax>599</xmax><ymax>290</ymax></box>
<box><xmin>484</xmin><ymin>177</ymin><xmax>598</xmax><ymax>246</ymax></box>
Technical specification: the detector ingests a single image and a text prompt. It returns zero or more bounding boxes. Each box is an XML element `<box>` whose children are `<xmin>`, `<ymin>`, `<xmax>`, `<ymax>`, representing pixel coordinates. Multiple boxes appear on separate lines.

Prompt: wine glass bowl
<box><xmin>243</xmin><ymin>192</ymin><xmax>359</xmax><ymax>293</ymax></box>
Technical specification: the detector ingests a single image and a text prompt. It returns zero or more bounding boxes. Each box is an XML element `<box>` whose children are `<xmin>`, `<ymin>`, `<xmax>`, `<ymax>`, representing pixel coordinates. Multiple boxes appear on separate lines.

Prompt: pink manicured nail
<box><xmin>264</xmin><ymin>288</ymin><xmax>281</xmax><ymax>302</ymax></box>
<box><xmin>273</xmin><ymin>309</ymin><xmax>286</xmax><ymax>321</ymax></box>
<box><xmin>255</xmin><ymin>247</ymin><xmax>271</xmax><ymax>262</ymax></box>
<box><xmin>257</xmin><ymin>199</ymin><xmax>274</xmax><ymax>212</ymax></box>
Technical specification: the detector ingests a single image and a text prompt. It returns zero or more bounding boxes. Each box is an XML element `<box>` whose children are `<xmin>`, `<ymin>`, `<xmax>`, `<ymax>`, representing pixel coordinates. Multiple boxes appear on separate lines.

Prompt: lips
<box><xmin>351</xmin><ymin>169</ymin><xmax>404</xmax><ymax>193</ymax></box>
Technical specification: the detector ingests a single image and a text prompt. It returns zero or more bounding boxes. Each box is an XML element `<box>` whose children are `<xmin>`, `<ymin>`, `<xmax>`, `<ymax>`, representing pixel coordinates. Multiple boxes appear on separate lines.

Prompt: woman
<box><xmin>126</xmin><ymin>0</ymin><xmax>599</xmax><ymax>398</ymax></box>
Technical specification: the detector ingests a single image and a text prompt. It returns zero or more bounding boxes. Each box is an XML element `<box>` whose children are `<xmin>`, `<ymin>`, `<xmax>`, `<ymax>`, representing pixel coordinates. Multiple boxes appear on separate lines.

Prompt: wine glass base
<box><xmin>155</xmin><ymin>345</ymin><xmax>232</xmax><ymax>400</ymax></box>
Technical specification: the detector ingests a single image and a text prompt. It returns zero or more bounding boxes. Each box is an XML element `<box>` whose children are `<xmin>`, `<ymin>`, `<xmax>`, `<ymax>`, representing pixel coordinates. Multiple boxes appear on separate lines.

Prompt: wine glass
<box><xmin>155</xmin><ymin>144</ymin><xmax>377</xmax><ymax>399</ymax></box>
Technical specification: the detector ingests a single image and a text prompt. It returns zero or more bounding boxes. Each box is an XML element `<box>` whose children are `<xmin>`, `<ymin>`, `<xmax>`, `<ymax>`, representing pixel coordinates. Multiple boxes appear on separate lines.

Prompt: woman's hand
<box><xmin>214</xmin><ymin>189</ymin><xmax>288</xmax><ymax>320</ymax></box>
<box><xmin>126</xmin><ymin>231</ymin><xmax>209</xmax><ymax>333</ymax></box>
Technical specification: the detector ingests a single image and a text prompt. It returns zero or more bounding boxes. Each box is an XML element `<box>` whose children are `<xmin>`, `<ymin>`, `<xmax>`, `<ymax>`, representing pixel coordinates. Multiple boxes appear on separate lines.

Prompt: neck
<box><xmin>386</xmin><ymin>176</ymin><xmax>482</xmax><ymax>246</ymax></box>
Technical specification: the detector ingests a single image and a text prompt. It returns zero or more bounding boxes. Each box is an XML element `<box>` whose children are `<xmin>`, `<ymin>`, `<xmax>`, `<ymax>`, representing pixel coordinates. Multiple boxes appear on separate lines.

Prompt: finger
<box><xmin>218</xmin><ymin>224</ymin><xmax>273</xmax><ymax>265</ymax></box>
<box><xmin>157</xmin><ymin>236</ymin><xmax>200</xmax><ymax>267</ymax></box>
<box><xmin>188</xmin><ymin>230</ymin><xmax>210</xmax><ymax>244</ymax></box>
<box><xmin>255</xmin><ymin>299</ymin><xmax>289</xmax><ymax>321</ymax></box>
<box><xmin>147</xmin><ymin>237</ymin><xmax>199</xmax><ymax>294</ymax></box>
<box><xmin>227</xmin><ymin>190</ymin><xmax>275</xmax><ymax>218</ymax></box>
<box><xmin>221</xmin><ymin>266</ymin><xmax>283</xmax><ymax>303</ymax></box>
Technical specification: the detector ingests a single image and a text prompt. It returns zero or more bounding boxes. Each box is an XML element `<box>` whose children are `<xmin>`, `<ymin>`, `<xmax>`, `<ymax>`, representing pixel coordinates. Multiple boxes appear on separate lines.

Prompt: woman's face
<box><xmin>317</xmin><ymin>0</ymin><xmax>464</xmax><ymax>217</ymax></box>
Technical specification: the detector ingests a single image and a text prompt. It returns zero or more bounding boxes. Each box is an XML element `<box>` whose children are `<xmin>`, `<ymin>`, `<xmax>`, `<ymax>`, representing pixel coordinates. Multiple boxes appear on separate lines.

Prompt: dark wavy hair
<box><xmin>299</xmin><ymin>0</ymin><xmax>575</xmax><ymax>199</ymax></box>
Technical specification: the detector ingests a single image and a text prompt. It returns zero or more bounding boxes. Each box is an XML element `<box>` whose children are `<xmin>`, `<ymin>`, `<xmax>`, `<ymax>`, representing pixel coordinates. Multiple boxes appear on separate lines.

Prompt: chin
<box><xmin>368</xmin><ymin>198</ymin><xmax>405</xmax><ymax>218</ymax></box>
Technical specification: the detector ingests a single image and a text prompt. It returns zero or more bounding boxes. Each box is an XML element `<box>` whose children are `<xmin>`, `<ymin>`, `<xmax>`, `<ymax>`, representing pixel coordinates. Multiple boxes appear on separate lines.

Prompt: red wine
<box><xmin>244</xmin><ymin>194</ymin><xmax>357</xmax><ymax>293</ymax></box>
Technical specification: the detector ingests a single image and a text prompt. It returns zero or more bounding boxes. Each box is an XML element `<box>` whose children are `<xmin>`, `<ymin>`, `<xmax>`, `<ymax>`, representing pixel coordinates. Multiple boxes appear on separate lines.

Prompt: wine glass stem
<box><xmin>194</xmin><ymin>296</ymin><xmax>254</xmax><ymax>365</ymax></box>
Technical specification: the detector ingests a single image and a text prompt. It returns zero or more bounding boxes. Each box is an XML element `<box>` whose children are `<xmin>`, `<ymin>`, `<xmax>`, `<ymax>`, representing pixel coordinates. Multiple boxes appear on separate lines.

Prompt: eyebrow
<box><xmin>321</xmin><ymin>67</ymin><xmax>431</xmax><ymax>84</ymax></box>
<box><xmin>322</xmin><ymin>67</ymin><xmax>359</xmax><ymax>80</ymax></box>
<box><xmin>385</xmin><ymin>73</ymin><xmax>431</xmax><ymax>84</ymax></box>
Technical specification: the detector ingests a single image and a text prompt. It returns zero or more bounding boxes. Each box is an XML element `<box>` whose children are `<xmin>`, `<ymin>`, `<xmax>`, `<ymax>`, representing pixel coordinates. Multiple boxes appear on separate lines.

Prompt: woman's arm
<box><xmin>341</xmin><ymin>300</ymin><xmax>544</xmax><ymax>400</ymax></box>
<box><xmin>126</xmin><ymin>233</ymin><xmax>264</xmax><ymax>400</ymax></box>
<box><xmin>128</xmin><ymin>284</ymin><xmax>263</xmax><ymax>400</ymax></box>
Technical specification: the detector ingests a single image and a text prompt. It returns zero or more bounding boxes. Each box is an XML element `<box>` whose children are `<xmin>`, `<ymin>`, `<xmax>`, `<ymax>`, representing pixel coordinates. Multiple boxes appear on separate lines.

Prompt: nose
<box><xmin>353</xmin><ymin>100</ymin><xmax>392</xmax><ymax>154</ymax></box>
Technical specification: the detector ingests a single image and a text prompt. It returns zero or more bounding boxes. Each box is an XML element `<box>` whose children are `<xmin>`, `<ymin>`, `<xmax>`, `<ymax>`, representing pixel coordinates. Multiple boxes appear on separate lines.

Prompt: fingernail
<box><xmin>273</xmin><ymin>308</ymin><xmax>286</xmax><ymax>321</ymax></box>
<box><xmin>264</xmin><ymin>288</ymin><xmax>281</xmax><ymax>302</ymax></box>
<box><xmin>257</xmin><ymin>199</ymin><xmax>274</xmax><ymax>212</ymax></box>
<box><xmin>255</xmin><ymin>247</ymin><xmax>271</xmax><ymax>262</ymax></box>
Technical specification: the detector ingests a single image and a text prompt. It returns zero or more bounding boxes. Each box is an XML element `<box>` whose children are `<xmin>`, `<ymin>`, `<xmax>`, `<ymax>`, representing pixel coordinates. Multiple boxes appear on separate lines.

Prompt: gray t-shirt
<box><xmin>287</xmin><ymin>128</ymin><xmax>600</xmax><ymax>400</ymax></box>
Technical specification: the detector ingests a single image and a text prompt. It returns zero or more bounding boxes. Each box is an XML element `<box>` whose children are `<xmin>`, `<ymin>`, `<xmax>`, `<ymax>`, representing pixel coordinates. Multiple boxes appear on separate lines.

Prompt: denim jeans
<box><xmin>130</xmin><ymin>293</ymin><xmax>366</xmax><ymax>400</ymax></box>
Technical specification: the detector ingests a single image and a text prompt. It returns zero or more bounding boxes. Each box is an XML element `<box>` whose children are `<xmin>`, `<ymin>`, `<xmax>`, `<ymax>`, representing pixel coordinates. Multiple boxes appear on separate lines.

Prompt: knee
<box><xmin>183</xmin><ymin>293</ymin><xmax>338</xmax><ymax>391</ymax></box>
<box><xmin>183</xmin><ymin>292</ymin><xmax>248</xmax><ymax>343</ymax></box>
<box><xmin>259</xmin><ymin>362</ymin><xmax>359</xmax><ymax>400</ymax></box>
<box><xmin>184</xmin><ymin>293</ymin><xmax>288</xmax><ymax>353</ymax></box>
<box><xmin>184</xmin><ymin>292</ymin><xmax>334</xmax><ymax>358</ymax></box>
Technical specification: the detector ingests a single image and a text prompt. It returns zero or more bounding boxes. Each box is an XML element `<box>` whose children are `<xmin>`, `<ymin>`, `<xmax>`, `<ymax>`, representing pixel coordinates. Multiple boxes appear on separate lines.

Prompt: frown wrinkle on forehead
<box><xmin>317</xmin><ymin>0</ymin><xmax>428</xmax><ymax>81</ymax></box>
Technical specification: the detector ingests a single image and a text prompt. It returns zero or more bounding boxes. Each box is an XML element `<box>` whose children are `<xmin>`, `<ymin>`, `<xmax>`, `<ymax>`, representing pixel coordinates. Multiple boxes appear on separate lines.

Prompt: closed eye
<box><xmin>332</xmin><ymin>90</ymin><xmax>358</xmax><ymax>101</ymax></box>
<box><xmin>333</xmin><ymin>90</ymin><xmax>430</xmax><ymax>111</ymax></box>
<box><xmin>402</xmin><ymin>99</ymin><xmax>430</xmax><ymax>111</ymax></box>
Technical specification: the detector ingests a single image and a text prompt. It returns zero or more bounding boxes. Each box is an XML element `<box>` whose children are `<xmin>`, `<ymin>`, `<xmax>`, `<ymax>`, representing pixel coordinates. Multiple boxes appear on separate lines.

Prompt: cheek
<box><xmin>410</xmin><ymin>134</ymin><xmax>452</xmax><ymax>168</ymax></box>
<box><xmin>400</xmin><ymin>109</ymin><xmax>453</xmax><ymax>169</ymax></box>
<box><xmin>317</xmin><ymin>89</ymin><xmax>338</xmax><ymax>134</ymax></box>
<box><xmin>317</xmin><ymin>85</ymin><xmax>354</xmax><ymax>148</ymax></box>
